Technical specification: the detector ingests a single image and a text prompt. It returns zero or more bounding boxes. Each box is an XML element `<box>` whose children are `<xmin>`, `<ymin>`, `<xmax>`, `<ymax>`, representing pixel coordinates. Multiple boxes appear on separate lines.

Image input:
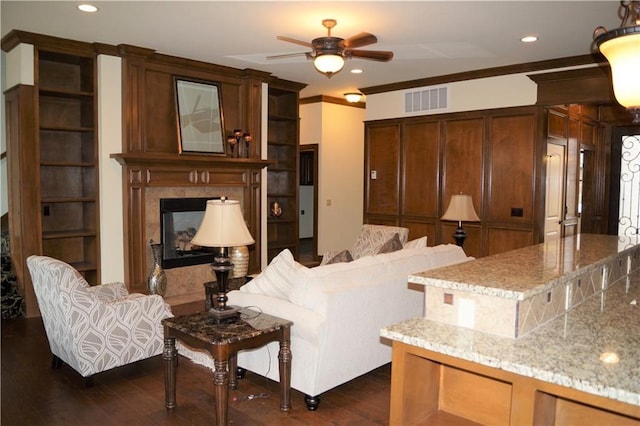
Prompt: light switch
<box><xmin>458</xmin><ymin>298</ymin><xmax>475</xmax><ymax>328</ymax></box>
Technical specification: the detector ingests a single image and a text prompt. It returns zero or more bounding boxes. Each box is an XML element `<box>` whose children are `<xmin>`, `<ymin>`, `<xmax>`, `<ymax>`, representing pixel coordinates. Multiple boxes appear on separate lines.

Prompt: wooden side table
<box><xmin>162</xmin><ymin>309</ymin><xmax>293</xmax><ymax>426</ymax></box>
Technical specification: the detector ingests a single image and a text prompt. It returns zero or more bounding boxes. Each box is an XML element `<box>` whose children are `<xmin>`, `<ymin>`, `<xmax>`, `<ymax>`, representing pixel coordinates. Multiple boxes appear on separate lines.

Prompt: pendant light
<box><xmin>594</xmin><ymin>1</ymin><xmax>640</xmax><ymax>123</ymax></box>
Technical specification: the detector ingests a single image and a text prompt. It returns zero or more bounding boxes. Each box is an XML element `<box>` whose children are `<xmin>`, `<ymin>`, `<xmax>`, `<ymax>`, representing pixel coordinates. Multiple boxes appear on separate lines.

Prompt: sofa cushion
<box><xmin>351</xmin><ymin>224</ymin><xmax>409</xmax><ymax>259</ymax></box>
<box><xmin>240</xmin><ymin>249</ymin><xmax>307</xmax><ymax>300</ymax></box>
<box><xmin>404</xmin><ymin>236</ymin><xmax>428</xmax><ymax>249</ymax></box>
<box><xmin>325</xmin><ymin>249</ymin><xmax>354</xmax><ymax>264</ymax></box>
<box><xmin>376</xmin><ymin>233</ymin><xmax>402</xmax><ymax>254</ymax></box>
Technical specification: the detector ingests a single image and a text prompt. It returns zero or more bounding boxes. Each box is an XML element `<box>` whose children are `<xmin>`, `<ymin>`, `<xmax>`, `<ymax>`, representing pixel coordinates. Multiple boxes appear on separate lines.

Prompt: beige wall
<box><xmin>300</xmin><ymin>102</ymin><xmax>365</xmax><ymax>253</ymax></box>
<box><xmin>365</xmin><ymin>65</ymin><xmax>597</xmax><ymax>121</ymax></box>
<box><xmin>97</xmin><ymin>54</ymin><xmax>125</xmax><ymax>283</ymax></box>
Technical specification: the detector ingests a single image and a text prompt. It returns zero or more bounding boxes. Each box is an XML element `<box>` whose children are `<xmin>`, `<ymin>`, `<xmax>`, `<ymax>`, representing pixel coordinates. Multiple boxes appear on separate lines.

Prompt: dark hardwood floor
<box><xmin>1</xmin><ymin>300</ymin><xmax>391</xmax><ymax>425</ymax></box>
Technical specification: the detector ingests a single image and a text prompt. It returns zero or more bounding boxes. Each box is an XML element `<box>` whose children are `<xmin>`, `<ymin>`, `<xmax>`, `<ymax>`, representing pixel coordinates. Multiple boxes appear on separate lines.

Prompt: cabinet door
<box><xmin>402</xmin><ymin>120</ymin><xmax>440</xmax><ymax>218</ymax></box>
<box><xmin>366</xmin><ymin>124</ymin><xmax>400</xmax><ymax>216</ymax></box>
<box><xmin>487</xmin><ymin>114</ymin><xmax>536</xmax><ymax>223</ymax></box>
<box><xmin>442</xmin><ymin>118</ymin><xmax>483</xmax><ymax>213</ymax></box>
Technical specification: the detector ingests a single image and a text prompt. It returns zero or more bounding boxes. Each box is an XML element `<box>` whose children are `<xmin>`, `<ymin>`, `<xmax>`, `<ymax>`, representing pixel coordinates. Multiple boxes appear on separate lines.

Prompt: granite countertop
<box><xmin>409</xmin><ymin>234</ymin><xmax>640</xmax><ymax>300</ymax></box>
<box><xmin>381</xmin><ymin>272</ymin><xmax>640</xmax><ymax>407</ymax></box>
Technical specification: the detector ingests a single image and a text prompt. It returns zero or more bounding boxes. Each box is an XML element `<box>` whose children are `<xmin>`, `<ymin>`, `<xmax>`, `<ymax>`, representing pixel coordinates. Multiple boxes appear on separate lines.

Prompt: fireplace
<box><xmin>160</xmin><ymin>197</ymin><xmax>219</xmax><ymax>269</ymax></box>
<box><xmin>112</xmin><ymin>152</ymin><xmax>269</xmax><ymax>299</ymax></box>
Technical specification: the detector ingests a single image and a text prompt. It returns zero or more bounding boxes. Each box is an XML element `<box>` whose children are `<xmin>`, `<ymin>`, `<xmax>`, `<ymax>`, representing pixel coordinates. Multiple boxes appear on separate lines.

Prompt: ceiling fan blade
<box><xmin>276</xmin><ymin>35</ymin><xmax>313</xmax><ymax>48</ymax></box>
<box><xmin>347</xmin><ymin>49</ymin><xmax>394</xmax><ymax>62</ymax></box>
<box><xmin>342</xmin><ymin>32</ymin><xmax>377</xmax><ymax>49</ymax></box>
<box><xmin>267</xmin><ymin>52</ymin><xmax>309</xmax><ymax>60</ymax></box>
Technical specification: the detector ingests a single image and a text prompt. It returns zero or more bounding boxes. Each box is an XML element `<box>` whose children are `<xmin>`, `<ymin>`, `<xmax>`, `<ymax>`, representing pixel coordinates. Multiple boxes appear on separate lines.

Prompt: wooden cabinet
<box><xmin>267</xmin><ymin>82</ymin><xmax>304</xmax><ymax>262</ymax></box>
<box><xmin>364</xmin><ymin>107</ymin><xmax>543</xmax><ymax>258</ymax></box>
<box><xmin>389</xmin><ymin>341</ymin><xmax>639</xmax><ymax>426</ymax></box>
<box><xmin>3</xmin><ymin>43</ymin><xmax>99</xmax><ymax>317</ymax></box>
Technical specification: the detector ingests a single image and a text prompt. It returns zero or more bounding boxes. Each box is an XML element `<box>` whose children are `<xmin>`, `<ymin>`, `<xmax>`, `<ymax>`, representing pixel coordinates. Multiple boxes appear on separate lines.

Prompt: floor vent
<box><xmin>404</xmin><ymin>85</ymin><xmax>449</xmax><ymax>113</ymax></box>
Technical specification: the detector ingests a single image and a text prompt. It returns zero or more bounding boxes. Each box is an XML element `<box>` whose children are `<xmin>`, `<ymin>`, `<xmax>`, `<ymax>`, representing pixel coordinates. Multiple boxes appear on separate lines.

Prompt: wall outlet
<box><xmin>371</xmin><ymin>170</ymin><xmax>377</xmax><ymax>179</ymax></box>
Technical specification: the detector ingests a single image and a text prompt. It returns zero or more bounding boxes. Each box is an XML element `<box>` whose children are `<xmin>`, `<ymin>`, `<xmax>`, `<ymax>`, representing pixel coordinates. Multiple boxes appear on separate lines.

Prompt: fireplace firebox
<box><xmin>160</xmin><ymin>197</ymin><xmax>220</xmax><ymax>269</ymax></box>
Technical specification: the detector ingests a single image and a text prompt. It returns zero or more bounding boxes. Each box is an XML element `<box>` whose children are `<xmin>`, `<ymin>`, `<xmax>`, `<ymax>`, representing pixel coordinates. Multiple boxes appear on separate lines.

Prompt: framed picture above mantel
<box><xmin>174</xmin><ymin>77</ymin><xmax>226</xmax><ymax>155</ymax></box>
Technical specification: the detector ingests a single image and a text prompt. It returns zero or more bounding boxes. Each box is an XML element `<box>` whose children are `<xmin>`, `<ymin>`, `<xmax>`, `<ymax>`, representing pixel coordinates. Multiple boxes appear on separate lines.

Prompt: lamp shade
<box><xmin>597</xmin><ymin>31</ymin><xmax>640</xmax><ymax>116</ymax></box>
<box><xmin>441</xmin><ymin>194</ymin><xmax>480</xmax><ymax>222</ymax></box>
<box><xmin>314</xmin><ymin>54</ymin><xmax>344</xmax><ymax>75</ymax></box>
<box><xmin>191</xmin><ymin>199</ymin><xmax>254</xmax><ymax>248</ymax></box>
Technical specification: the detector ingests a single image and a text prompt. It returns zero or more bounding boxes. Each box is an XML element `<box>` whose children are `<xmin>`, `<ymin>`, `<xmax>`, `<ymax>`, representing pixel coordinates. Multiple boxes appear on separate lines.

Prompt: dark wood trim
<box><xmin>300</xmin><ymin>95</ymin><xmax>366</xmax><ymax>108</ymax></box>
<box><xmin>360</xmin><ymin>54</ymin><xmax>604</xmax><ymax>95</ymax></box>
<box><xmin>2</xmin><ymin>29</ymin><xmax>97</xmax><ymax>54</ymax></box>
<box><xmin>267</xmin><ymin>76</ymin><xmax>307</xmax><ymax>92</ymax></box>
<box><xmin>529</xmin><ymin>65</ymin><xmax>617</xmax><ymax>106</ymax></box>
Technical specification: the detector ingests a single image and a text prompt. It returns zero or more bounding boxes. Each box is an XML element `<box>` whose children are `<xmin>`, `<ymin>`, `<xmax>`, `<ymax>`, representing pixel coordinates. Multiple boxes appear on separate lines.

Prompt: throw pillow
<box><xmin>377</xmin><ymin>233</ymin><xmax>403</xmax><ymax>254</ymax></box>
<box><xmin>325</xmin><ymin>249</ymin><xmax>353</xmax><ymax>264</ymax></box>
<box><xmin>404</xmin><ymin>236</ymin><xmax>428</xmax><ymax>249</ymax></box>
<box><xmin>239</xmin><ymin>249</ymin><xmax>307</xmax><ymax>300</ymax></box>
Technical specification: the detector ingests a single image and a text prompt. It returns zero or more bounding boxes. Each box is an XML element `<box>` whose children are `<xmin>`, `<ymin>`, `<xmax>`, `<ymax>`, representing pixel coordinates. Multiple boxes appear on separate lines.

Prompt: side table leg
<box><xmin>163</xmin><ymin>337</ymin><xmax>177</xmax><ymax>410</ymax></box>
<box><xmin>213</xmin><ymin>358</ymin><xmax>229</xmax><ymax>426</ymax></box>
<box><xmin>229</xmin><ymin>352</ymin><xmax>238</xmax><ymax>390</ymax></box>
<box><xmin>278</xmin><ymin>326</ymin><xmax>292</xmax><ymax>412</ymax></box>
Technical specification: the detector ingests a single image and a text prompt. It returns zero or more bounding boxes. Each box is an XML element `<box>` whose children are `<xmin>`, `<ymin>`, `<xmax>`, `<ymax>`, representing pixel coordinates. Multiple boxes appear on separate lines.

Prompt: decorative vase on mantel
<box><xmin>148</xmin><ymin>239</ymin><xmax>167</xmax><ymax>296</ymax></box>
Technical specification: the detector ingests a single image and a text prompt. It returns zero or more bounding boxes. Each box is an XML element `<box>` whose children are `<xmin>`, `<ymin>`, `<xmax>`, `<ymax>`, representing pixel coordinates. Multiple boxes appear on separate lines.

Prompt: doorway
<box><xmin>299</xmin><ymin>144</ymin><xmax>319</xmax><ymax>265</ymax></box>
<box><xmin>544</xmin><ymin>143</ymin><xmax>565</xmax><ymax>242</ymax></box>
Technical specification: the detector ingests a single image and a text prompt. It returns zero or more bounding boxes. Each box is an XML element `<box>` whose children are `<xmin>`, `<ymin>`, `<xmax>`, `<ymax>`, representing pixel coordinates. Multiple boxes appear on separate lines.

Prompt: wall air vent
<box><xmin>404</xmin><ymin>85</ymin><xmax>449</xmax><ymax>114</ymax></box>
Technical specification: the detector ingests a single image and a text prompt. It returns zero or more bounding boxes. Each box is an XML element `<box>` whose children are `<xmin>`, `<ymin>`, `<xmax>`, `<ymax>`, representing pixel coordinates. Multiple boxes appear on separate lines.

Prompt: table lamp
<box><xmin>191</xmin><ymin>198</ymin><xmax>254</xmax><ymax>319</ymax></box>
<box><xmin>441</xmin><ymin>194</ymin><xmax>480</xmax><ymax>248</ymax></box>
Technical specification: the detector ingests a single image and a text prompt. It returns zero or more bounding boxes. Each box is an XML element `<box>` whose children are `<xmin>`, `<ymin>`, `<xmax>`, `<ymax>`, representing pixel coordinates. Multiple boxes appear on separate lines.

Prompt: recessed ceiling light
<box><xmin>521</xmin><ymin>35</ymin><xmax>538</xmax><ymax>43</ymax></box>
<box><xmin>351</xmin><ymin>69</ymin><xmax>363</xmax><ymax>74</ymax></box>
<box><xmin>78</xmin><ymin>4</ymin><xmax>98</xmax><ymax>13</ymax></box>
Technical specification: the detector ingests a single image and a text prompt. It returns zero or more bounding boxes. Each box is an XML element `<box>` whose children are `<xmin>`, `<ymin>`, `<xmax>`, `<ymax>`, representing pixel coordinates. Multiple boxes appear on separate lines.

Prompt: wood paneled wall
<box><xmin>114</xmin><ymin>47</ymin><xmax>276</xmax><ymax>292</ymax></box>
<box><xmin>365</xmin><ymin>106</ymin><xmax>545</xmax><ymax>258</ymax></box>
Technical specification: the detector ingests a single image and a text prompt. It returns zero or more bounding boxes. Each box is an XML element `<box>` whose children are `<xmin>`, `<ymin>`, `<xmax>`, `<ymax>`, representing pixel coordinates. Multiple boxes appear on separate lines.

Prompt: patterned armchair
<box><xmin>26</xmin><ymin>255</ymin><xmax>173</xmax><ymax>383</ymax></box>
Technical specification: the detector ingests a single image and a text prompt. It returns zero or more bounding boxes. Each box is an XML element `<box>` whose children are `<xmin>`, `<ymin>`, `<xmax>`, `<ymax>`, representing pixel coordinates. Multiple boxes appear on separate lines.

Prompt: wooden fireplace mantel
<box><xmin>111</xmin><ymin>152</ymin><xmax>272</xmax><ymax>295</ymax></box>
<box><xmin>111</xmin><ymin>152</ymin><xmax>273</xmax><ymax>170</ymax></box>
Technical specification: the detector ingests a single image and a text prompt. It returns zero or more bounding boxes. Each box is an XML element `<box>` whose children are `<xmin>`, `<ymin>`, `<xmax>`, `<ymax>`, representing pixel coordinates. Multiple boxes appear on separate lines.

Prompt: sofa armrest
<box><xmin>228</xmin><ymin>290</ymin><xmax>326</xmax><ymax>345</ymax></box>
<box><xmin>87</xmin><ymin>282</ymin><xmax>129</xmax><ymax>302</ymax></box>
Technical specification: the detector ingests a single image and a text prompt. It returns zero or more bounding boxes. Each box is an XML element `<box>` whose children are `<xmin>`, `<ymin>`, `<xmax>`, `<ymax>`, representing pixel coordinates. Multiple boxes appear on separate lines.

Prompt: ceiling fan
<box><xmin>268</xmin><ymin>19</ymin><xmax>394</xmax><ymax>77</ymax></box>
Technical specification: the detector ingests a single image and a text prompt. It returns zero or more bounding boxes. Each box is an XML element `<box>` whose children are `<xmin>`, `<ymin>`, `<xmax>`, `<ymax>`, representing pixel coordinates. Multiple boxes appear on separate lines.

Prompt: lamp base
<box><xmin>208</xmin><ymin>305</ymin><xmax>241</xmax><ymax>322</ymax></box>
<box><xmin>453</xmin><ymin>225</ymin><xmax>467</xmax><ymax>247</ymax></box>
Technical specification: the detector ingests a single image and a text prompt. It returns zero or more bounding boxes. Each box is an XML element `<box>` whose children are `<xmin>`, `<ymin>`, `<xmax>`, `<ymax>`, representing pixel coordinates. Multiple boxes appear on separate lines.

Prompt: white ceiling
<box><xmin>1</xmin><ymin>1</ymin><xmax>622</xmax><ymax>99</ymax></box>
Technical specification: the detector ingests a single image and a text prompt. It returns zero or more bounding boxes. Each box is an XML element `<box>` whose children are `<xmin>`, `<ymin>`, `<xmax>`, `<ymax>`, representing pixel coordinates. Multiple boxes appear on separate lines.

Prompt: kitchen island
<box><xmin>381</xmin><ymin>234</ymin><xmax>640</xmax><ymax>425</ymax></box>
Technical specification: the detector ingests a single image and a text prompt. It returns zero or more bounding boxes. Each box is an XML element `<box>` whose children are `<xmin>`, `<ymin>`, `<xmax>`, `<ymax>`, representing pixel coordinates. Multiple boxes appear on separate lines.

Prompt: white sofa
<box><xmin>226</xmin><ymin>243</ymin><xmax>472</xmax><ymax>410</ymax></box>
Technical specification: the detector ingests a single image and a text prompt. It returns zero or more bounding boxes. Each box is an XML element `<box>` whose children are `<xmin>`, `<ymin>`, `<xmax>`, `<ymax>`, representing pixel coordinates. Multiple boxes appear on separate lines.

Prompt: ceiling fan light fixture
<box><xmin>594</xmin><ymin>1</ymin><xmax>640</xmax><ymax>123</ymax></box>
<box><xmin>313</xmin><ymin>53</ymin><xmax>345</xmax><ymax>77</ymax></box>
<box><xmin>344</xmin><ymin>92</ymin><xmax>363</xmax><ymax>103</ymax></box>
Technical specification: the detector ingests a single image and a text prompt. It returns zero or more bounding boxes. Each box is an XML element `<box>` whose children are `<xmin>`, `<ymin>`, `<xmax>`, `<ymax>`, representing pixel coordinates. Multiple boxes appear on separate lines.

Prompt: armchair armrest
<box><xmin>98</xmin><ymin>294</ymin><xmax>172</xmax><ymax>328</ymax></box>
<box><xmin>87</xmin><ymin>282</ymin><xmax>129</xmax><ymax>302</ymax></box>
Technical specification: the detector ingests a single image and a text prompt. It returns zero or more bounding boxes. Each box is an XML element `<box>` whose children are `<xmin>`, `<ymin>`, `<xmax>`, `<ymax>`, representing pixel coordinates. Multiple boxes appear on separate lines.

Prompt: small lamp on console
<box><xmin>191</xmin><ymin>198</ymin><xmax>254</xmax><ymax>320</ymax></box>
<box><xmin>441</xmin><ymin>194</ymin><xmax>480</xmax><ymax>248</ymax></box>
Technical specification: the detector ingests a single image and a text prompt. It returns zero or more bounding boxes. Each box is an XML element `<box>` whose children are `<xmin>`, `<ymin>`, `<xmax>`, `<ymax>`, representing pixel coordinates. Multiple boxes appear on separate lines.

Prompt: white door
<box><xmin>545</xmin><ymin>143</ymin><xmax>565</xmax><ymax>242</ymax></box>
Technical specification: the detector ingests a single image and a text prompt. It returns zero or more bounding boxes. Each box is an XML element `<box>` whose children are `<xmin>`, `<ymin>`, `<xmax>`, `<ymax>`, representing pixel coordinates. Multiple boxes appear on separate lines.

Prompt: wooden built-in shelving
<box><xmin>266</xmin><ymin>82</ymin><xmax>304</xmax><ymax>262</ymax></box>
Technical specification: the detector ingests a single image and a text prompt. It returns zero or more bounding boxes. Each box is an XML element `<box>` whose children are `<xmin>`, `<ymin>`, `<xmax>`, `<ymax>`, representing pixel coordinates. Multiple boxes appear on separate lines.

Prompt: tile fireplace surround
<box><xmin>145</xmin><ymin>186</ymin><xmax>244</xmax><ymax>304</ymax></box>
<box><xmin>111</xmin><ymin>153</ymin><xmax>270</xmax><ymax>305</ymax></box>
